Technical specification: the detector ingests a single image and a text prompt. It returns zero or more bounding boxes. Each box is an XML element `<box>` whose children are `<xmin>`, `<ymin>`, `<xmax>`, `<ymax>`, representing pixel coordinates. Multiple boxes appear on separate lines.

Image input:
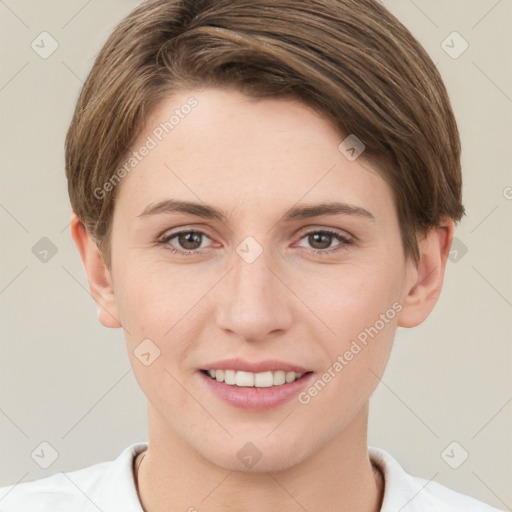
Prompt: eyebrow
<box><xmin>137</xmin><ymin>199</ymin><xmax>375</xmax><ymax>223</ymax></box>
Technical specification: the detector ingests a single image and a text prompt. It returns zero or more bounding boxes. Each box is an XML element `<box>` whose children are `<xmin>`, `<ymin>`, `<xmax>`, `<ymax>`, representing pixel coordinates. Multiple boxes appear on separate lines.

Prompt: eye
<box><xmin>295</xmin><ymin>229</ymin><xmax>353</xmax><ymax>255</ymax></box>
<box><xmin>157</xmin><ymin>229</ymin><xmax>212</xmax><ymax>256</ymax></box>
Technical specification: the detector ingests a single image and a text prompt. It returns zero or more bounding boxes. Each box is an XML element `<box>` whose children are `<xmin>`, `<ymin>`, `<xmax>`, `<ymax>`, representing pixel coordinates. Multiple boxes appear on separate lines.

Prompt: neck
<box><xmin>136</xmin><ymin>403</ymin><xmax>383</xmax><ymax>512</ymax></box>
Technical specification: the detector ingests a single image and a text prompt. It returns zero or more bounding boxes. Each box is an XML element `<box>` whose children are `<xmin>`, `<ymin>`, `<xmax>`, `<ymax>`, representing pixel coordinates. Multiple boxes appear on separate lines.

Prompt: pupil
<box><xmin>311</xmin><ymin>233</ymin><xmax>330</xmax><ymax>249</ymax></box>
<box><xmin>180</xmin><ymin>232</ymin><xmax>201</xmax><ymax>249</ymax></box>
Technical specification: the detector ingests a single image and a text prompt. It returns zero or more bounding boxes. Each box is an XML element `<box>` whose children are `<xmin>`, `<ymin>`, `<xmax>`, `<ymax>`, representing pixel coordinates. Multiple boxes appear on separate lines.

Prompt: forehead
<box><xmin>114</xmin><ymin>88</ymin><xmax>393</xmax><ymax>222</ymax></box>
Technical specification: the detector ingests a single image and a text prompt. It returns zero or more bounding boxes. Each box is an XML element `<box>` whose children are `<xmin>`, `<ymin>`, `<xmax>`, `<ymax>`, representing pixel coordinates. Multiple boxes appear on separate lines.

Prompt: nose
<box><xmin>215</xmin><ymin>247</ymin><xmax>294</xmax><ymax>342</ymax></box>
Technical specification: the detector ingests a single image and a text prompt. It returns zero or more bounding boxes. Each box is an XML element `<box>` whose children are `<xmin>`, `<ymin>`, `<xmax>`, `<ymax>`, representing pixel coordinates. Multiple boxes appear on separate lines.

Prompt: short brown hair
<box><xmin>65</xmin><ymin>0</ymin><xmax>464</xmax><ymax>269</ymax></box>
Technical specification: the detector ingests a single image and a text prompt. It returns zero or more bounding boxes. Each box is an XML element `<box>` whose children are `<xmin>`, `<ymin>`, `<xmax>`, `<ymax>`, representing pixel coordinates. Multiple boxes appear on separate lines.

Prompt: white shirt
<box><xmin>0</xmin><ymin>442</ymin><xmax>504</xmax><ymax>511</ymax></box>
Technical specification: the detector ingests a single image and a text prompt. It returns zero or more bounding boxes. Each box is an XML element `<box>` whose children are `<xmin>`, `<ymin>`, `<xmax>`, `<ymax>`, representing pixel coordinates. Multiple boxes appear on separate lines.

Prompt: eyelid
<box><xmin>158</xmin><ymin>223</ymin><xmax>212</xmax><ymax>240</ymax></box>
<box><xmin>295</xmin><ymin>224</ymin><xmax>355</xmax><ymax>242</ymax></box>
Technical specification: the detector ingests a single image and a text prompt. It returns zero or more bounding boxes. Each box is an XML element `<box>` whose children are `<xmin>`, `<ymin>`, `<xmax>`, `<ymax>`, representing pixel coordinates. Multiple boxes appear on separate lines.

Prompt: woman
<box><xmin>0</xmin><ymin>0</ymin><xmax>503</xmax><ymax>510</ymax></box>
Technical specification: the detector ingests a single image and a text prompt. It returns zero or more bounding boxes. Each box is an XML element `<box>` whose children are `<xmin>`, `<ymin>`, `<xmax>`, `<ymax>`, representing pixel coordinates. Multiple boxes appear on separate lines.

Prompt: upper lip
<box><xmin>200</xmin><ymin>358</ymin><xmax>312</xmax><ymax>374</ymax></box>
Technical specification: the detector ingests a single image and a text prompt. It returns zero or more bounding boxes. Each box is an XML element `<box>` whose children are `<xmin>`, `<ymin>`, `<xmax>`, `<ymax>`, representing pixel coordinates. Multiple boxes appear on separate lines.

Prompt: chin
<box><xmin>199</xmin><ymin>435</ymin><xmax>310</xmax><ymax>474</ymax></box>
<box><xmin>216</xmin><ymin>453</ymin><xmax>302</xmax><ymax>474</ymax></box>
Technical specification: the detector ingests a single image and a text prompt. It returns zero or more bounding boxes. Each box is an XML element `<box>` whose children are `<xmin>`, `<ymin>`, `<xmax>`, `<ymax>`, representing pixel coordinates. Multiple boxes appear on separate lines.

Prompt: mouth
<box><xmin>200</xmin><ymin>368</ymin><xmax>313</xmax><ymax>388</ymax></box>
<box><xmin>198</xmin><ymin>367</ymin><xmax>316</xmax><ymax>411</ymax></box>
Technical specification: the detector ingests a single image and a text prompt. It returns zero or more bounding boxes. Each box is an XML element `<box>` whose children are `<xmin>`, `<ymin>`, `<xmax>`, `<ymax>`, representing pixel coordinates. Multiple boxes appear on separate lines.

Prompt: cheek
<box><xmin>115</xmin><ymin>258</ymin><xmax>210</xmax><ymax>335</ymax></box>
<box><xmin>115</xmin><ymin>260</ymin><xmax>215</xmax><ymax>395</ymax></box>
<box><xmin>303</xmin><ymin>260</ymin><xmax>402</xmax><ymax>335</ymax></box>
<box><xmin>296</xmin><ymin>265</ymin><xmax>399</xmax><ymax>423</ymax></box>
<box><xmin>299</xmin><ymin>259</ymin><xmax>402</xmax><ymax>393</ymax></box>
<box><xmin>115</xmin><ymin>265</ymin><xmax>202</xmax><ymax>408</ymax></box>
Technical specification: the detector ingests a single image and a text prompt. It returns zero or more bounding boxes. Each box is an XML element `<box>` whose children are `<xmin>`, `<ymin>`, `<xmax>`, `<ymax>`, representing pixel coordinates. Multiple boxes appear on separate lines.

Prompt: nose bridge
<box><xmin>216</xmin><ymin>241</ymin><xmax>292</xmax><ymax>339</ymax></box>
<box><xmin>232</xmin><ymin>246</ymin><xmax>274</xmax><ymax>301</ymax></box>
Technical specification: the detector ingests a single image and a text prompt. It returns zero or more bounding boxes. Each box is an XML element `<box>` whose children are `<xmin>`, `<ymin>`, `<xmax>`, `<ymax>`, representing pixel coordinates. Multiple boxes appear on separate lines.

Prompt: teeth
<box><xmin>224</xmin><ymin>369</ymin><xmax>236</xmax><ymax>385</ymax></box>
<box><xmin>285</xmin><ymin>371</ymin><xmax>296</xmax><ymax>383</ymax></box>
<box><xmin>205</xmin><ymin>369</ymin><xmax>305</xmax><ymax>387</ymax></box>
<box><xmin>236</xmin><ymin>371</ymin><xmax>254</xmax><ymax>387</ymax></box>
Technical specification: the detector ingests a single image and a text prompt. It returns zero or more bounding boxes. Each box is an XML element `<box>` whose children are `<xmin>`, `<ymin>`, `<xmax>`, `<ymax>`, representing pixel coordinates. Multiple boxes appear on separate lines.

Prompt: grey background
<box><xmin>0</xmin><ymin>0</ymin><xmax>511</xmax><ymax>509</ymax></box>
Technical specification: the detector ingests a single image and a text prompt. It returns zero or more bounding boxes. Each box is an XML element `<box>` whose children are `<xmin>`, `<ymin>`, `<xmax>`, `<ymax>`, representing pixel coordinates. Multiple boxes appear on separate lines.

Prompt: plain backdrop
<box><xmin>0</xmin><ymin>0</ymin><xmax>511</xmax><ymax>509</ymax></box>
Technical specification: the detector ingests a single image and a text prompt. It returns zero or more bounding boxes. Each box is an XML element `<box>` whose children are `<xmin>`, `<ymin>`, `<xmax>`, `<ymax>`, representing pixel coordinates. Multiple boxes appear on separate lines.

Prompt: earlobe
<box><xmin>397</xmin><ymin>220</ymin><xmax>454</xmax><ymax>328</ymax></box>
<box><xmin>69</xmin><ymin>213</ymin><xmax>122</xmax><ymax>329</ymax></box>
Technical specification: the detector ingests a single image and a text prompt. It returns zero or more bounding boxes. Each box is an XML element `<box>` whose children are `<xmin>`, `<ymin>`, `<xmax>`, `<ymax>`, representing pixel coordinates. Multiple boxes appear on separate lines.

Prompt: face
<box><xmin>106</xmin><ymin>88</ymin><xmax>417</xmax><ymax>472</ymax></box>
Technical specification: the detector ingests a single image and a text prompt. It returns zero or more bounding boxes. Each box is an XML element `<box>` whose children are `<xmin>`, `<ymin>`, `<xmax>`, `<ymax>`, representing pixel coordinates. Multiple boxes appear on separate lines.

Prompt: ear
<box><xmin>397</xmin><ymin>219</ymin><xmax>455</xmax><ymax>328</ymax></box>
<box><xmin>69</xmin><ymin>213</ymin><xmax>122</xmax><ymax>329</ymax></box>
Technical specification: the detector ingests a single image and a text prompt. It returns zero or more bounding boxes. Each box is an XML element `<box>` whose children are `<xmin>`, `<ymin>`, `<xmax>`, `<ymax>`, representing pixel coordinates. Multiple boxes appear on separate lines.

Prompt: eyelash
<box><xmin>157</xmin><ymin>228</ymin><xmax>353</xmax><ymax>257</ymax></box>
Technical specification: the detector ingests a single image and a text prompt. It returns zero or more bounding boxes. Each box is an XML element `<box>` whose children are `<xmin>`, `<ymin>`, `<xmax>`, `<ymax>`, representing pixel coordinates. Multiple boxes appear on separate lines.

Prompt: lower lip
<box><xmin>198</xmin><ymin>370</ymin><xmax>315</xmax><ymax>411</ymax></box>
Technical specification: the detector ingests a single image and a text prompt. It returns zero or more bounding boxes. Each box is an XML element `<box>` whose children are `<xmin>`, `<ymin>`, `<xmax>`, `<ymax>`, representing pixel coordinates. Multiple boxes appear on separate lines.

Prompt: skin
<box><xmin>71</xmin><ymin>88</ymin><xmax>453</xmax><ymax>512</ymax></box>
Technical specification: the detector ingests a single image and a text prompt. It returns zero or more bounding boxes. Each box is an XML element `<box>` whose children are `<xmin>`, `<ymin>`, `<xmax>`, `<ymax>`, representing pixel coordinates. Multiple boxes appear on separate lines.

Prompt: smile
<box><xmin>202</xmin><ymin>369</ymin><xmax>310</xmax><ymax>387</ymax></box>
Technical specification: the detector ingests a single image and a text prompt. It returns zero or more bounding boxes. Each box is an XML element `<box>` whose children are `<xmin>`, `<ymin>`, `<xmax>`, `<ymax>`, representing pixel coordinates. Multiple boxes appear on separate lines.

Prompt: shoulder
<box><xmin>369</xmin><ymin>446</ymin><xmax>505</xmax><ymax>512</ymax></box>
<box><xmin>0</xmin><ymin>442</ymin><xmax>147</xmax><ymax>512</ymax></box>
